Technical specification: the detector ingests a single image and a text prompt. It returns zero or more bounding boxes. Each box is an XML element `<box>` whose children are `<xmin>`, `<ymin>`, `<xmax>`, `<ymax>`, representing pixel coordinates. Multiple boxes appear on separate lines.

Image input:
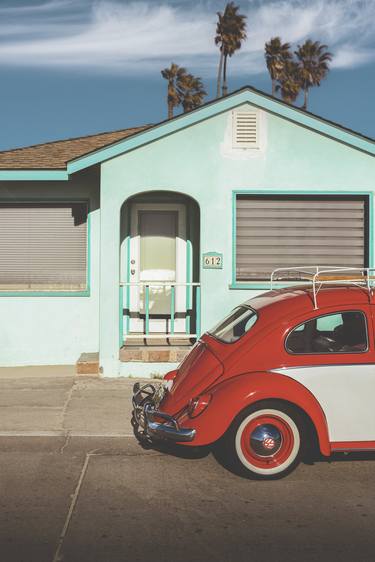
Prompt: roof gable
<box><xmin>0</xmin><ymin>86</ymin><xmax>373</xmax><ymax>180</ymax></box>
<box><xmin>67</xmin><ymin>86</ymin><xmax>374</xmax><ymax>174</ymax></box>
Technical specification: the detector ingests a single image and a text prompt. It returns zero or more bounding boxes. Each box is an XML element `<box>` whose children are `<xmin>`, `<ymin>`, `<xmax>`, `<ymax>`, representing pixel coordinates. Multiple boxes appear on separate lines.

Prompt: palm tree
<box><xmin>215</xmin><ymin>2</ymin><xmax>247</xmax><ymax>98</ymax></box>
<box><xmin>295</xmin><ymin>40</ymin><xmax>333</xmax><ymax>110</ymax></box>
<box><xmin>276</xmin><ymin>60</ymin><xmax>301</xmax><ymax>104</ymax></box>
<box><xmin>179</xmin><ymin>74</ymin><xmax>207</xmax><ymax>113</ymax></box>
<box><xmin>265</xmin><ymin>37</ymin><xmax>292</xmax><ymax>97</ymax></box>
<box><xmin>161</xmin><ymin>63</ymin><xmax>187</xmax><ymax>119</ymax></box>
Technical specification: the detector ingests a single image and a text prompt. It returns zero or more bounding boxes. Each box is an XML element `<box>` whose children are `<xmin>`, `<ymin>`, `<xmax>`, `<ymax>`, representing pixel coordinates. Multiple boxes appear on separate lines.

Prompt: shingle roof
<box><xmin>0</xmin><ymin>126</ymin><xmax>149</xmax><ymax>169</ymax></box>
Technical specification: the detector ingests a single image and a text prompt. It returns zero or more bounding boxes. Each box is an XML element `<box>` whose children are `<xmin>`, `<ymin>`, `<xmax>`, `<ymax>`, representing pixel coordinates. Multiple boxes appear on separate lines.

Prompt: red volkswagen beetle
<box><xmin>132</xmin><ymin>268</ymin><xmax>375</xmax><ymax>479</ymax></box>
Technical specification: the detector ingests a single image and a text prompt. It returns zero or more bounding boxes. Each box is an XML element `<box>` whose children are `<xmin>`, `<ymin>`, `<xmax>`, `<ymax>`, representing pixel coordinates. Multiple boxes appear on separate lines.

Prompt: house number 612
<box><xmin>202</xmin><ymin>252</ymin><xmax>223</xmax><ymax>269</ymax></box>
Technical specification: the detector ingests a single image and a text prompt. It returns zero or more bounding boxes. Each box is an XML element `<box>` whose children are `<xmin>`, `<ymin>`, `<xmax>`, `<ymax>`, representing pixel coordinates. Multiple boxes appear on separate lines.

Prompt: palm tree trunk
<box><xmin>272</xmin><ymin>78</ymin><xmax>276</xmax><ymax>97</ymax></box>
<box><xmin>216</xmin><ymin>50</ymin><xmax>224</xmax><ymax>99</ymax></box>
<box><xmin>302</xmin><ymin>87</ymin><xmax>308</xmax><ymax>110</ymax></box>
<box><xmin>222</xmin><ymin>54</ymin><xmax>228</xmax><ymax>97</ymax></box>
<box><xmin>167</xmin><ymin>81</ymin><xmax>173</xmax><ymax>119</ymax></box>
<box><xmin>168</xmin><ymin>101</ymin><xmax>173</xmax><ymax>120</ymax></box>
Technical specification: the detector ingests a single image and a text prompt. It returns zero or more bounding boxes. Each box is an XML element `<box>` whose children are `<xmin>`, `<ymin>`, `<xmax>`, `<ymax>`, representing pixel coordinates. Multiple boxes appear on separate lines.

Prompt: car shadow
<box><xmin>131</xmin><ymin>415</ymin><xmax>375</xmax><ymax>474</ymax></box>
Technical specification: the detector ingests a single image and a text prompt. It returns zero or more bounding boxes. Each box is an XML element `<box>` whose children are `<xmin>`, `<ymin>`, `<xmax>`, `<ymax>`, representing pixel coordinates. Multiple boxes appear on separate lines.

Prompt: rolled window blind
<box><xmin>0</xmin><ymin>202</ymin><xmax>87</xmax><ymax>290</ymax></box>
<box><xmin>236</xmin><ymin>196</ymin><xmax>366</xmax><ymax>281</ymax></box>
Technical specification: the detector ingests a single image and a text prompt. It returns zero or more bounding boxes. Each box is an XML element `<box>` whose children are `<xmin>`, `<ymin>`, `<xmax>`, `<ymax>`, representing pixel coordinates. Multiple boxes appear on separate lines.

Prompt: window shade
<box><xmin>236</xmin><ymin>196</ymin><xmax>367</xmax><ymax>281</ymax></box>
<box><xmin>0</xmin><ymin>202</ymin><xmax>87</xmax><ymax>290</ymax></box>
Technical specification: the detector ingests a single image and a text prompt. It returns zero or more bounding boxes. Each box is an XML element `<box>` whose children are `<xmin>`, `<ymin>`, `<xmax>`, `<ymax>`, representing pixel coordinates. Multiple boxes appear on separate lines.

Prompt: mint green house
<box><xmin>0</xmin><ymin>86</ymin><xmax>374</xmax><ymax>377</ymax></box>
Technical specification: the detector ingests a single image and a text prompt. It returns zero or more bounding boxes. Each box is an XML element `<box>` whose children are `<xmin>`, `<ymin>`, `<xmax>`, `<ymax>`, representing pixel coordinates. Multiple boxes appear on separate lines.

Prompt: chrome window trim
<box><xmin>207</xmin><ymin>305</ymin><xmax>258</xmax><ymax>345</ymax></box>
<box><xmin>284</xmin><ymin>309</ymin><xmax>369</xmax><ymax>355</ymax></box>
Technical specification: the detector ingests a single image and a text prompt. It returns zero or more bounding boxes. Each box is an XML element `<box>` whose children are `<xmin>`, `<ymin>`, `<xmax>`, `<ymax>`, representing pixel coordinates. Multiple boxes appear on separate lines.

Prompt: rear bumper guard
<box><xmin>132</xmin><ymin>382</ymin><xmax>196</xmax><ymax>443</ymax></box>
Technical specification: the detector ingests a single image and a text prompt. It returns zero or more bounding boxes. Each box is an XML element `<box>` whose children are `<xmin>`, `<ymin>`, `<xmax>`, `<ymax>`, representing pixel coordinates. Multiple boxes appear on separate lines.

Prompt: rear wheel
<box><xmin>224</xmin><ymin>401</ymin><xmax>303</xmax><ymax>480</ymax></box>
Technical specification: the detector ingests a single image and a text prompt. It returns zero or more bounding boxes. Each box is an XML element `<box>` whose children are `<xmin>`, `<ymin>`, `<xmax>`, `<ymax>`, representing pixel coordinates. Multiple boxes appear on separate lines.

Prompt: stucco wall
<box><xmin>0</xmin><ymin>167</ymin><xmax>100</xmax><ymax>366</ymax></box>
<box><xmin>99</xmin><ymin>102</ymin><xmax>374</xmax><ymax>374</ymax></box>
<box><xmin>0</xmin><ymin>100</ymin><xmax>373</xmax><ymax>372</ymax></box>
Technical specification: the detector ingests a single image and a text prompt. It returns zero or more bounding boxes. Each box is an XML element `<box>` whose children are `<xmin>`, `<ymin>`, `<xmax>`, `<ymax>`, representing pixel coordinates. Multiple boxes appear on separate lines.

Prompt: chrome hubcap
<box><xmin>250</xmin><ymin>424</ymin><xmax>282</xmax><ymax>457</ymax></box>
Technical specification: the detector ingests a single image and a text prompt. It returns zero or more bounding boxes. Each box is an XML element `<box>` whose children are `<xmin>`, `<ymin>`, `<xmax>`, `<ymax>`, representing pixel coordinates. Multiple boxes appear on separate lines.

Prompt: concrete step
<box><xmin>120</xmin><ymin>346</ymin><xmax>191</xmax><ymax>363</ymax></box>
<box><xmin>76</xmin><ymin>353</ymin><xmax>100</xmax><ymax>376</ymax></box>
<box><xmin>123</xmin><ymin>335</ymin><xmax>194</xmax><ymax>347</ymax></box>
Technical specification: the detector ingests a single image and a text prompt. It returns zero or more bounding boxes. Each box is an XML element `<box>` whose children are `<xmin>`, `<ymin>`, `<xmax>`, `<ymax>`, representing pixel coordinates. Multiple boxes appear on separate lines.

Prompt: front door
<box><xmin>129</xmin><ymin>203</ymin><xmax>187</xmax><ymax>333</ymax></box>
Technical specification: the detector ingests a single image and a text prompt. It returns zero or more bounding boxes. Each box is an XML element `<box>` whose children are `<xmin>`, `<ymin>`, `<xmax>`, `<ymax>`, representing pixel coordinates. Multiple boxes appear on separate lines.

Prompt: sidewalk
<box><xmin>0</xmin><ymin>366</ymin><xmax>148</xmax><ymax>436</ymax></box>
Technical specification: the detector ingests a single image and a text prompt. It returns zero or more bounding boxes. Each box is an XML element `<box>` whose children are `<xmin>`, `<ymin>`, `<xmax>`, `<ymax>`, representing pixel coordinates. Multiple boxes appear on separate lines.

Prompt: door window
<box><xmin>139</xmin><ymin>210</ymin><xmax>177</xmax><ymax>315</ymax></box>
<box><xmin>286</xmin><ymin>311</ymin><xmax>368</xmax><ymax>354</ymax></box>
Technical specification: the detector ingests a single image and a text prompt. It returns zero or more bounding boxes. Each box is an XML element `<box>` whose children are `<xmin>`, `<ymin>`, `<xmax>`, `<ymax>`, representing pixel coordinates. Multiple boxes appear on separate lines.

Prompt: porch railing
<box><xmin>119</xmin><ymin>282</ymin><xmax>201</xmax><ymax>344</ymax></box>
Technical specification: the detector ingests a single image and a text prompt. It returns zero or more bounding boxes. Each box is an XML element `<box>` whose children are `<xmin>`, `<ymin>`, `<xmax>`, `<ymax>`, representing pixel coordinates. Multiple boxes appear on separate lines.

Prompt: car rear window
<box><xmin>208</xmin><ymin>306</ymin><xmax>257</xmax><ymax>343</ymax></box>
<box><xmin>286</xmin><ymin>310</ymin><xmax>368</xmax><ymax>354</ymax></box>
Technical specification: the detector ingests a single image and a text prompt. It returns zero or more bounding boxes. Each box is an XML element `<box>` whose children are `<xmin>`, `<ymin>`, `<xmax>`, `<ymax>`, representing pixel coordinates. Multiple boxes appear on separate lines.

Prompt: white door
<box><xmin>129</xmin><ymin>203</ymin><xmax>187</xmax><ymax>333</ymax></box>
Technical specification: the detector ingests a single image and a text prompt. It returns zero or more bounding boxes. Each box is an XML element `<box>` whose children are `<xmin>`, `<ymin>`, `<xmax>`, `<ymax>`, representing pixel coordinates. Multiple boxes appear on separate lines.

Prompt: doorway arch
<box><xmin>120</xmin><ymin>190</ymin><xmax>200</xmax><ymax>344</ymax></box>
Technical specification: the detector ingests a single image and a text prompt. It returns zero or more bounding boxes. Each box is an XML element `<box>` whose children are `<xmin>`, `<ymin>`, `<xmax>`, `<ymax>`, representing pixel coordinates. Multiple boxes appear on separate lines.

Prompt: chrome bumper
<box><xmin>132</xmin><ymin>382</ymin><xmax>196</xmax><ymax>443</ymax></box>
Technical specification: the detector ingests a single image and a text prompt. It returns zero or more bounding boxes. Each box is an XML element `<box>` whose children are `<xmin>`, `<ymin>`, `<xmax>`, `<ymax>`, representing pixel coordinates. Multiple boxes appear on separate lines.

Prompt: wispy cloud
<box><xmin>0</xmin><ymin>0</ymin><xmax>373</xmax><ymax>75</ymax></box>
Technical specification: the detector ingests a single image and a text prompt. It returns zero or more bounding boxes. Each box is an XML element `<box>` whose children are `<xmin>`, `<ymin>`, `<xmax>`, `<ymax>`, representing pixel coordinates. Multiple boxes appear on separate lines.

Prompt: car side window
<box><xmin>286</xmin><ymin>311</ymin><xmax>368</xmax><ymax>354</ymax></box>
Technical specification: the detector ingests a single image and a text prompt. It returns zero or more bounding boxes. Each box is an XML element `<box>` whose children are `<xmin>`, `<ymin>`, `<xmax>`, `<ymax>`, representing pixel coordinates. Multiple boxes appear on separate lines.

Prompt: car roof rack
<box><xmin>270</xmin><ymin>266</ymin><xmax>375</xmax><ymax>309</ymax></box>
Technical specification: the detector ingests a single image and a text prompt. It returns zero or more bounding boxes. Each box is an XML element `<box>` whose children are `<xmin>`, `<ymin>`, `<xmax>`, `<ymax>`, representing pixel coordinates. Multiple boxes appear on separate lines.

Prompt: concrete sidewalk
<box><xmin>0</xmin><ymin>365</ymin><xmax>147</xmax><ymax>436</ymax></box>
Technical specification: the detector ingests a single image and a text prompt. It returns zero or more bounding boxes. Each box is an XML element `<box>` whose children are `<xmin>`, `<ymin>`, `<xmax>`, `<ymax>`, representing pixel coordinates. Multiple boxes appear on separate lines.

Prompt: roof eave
<box><xmin>0</xmin><ymin>169</ymin><xmax>69</xmax><ymax>181</ymax></box>
<box><xmin>66</xmin><ymin>87</ymin><xmax>375</xmax><ymax>175</ymax></box>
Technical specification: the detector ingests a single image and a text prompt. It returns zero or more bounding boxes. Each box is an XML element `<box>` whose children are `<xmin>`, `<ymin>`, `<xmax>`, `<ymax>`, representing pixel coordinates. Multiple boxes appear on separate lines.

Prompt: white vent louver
<box><xmin>232</xmin><ymin>111</ymin><xmax>258</xmax><ymax>149</ymax></box>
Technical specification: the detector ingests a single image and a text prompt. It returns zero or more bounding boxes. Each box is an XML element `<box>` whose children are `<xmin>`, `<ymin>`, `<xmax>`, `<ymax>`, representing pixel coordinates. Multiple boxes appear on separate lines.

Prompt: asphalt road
<box><xmin>1</xmin><ymin>435</ymin><xmax>375</xmax><ymax>562</ymax></box>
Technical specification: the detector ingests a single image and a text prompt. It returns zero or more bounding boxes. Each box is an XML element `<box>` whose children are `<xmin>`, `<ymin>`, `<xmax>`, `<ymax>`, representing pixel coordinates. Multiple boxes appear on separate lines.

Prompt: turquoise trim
<box><xmin>196</xmin><ymin>285</ymin><xmax>201</xmax><ymax>336</ymax></box>
<box><xmin>369</xmin><ymin>192</ymin><xmax>374</xmax><ymax>268</ymax></box>
<box><xmin>231</xmin><ymin>190</ymin><xmax>374</xmax><ymax>288</ymax></box>
<box><xmin>0</xmin><ymin>170</ymin><xmax>69</xmax><ymax>181</ymax></box>
<box><xmin>125</xmin><ymin>235</ymin><xmax>130</xmax><ymax>335</ymax></box>
<box><xmin>170</xmin><ymin>285</ymin><xmax>175</xmax><ymax>335</ymax></box>
<box><xmin>119</xmin><ymin>285</ymin><xmax>124</xmax><ymax>348</ymax></box>
<box><xmin>232</xmin><ymin>192</ymin><xmax>237</xmax><ymax>287</ymax></box>
<box><xmin>0</xmin><ymin>198</ymin><xmax>91</xmax><ymax>297</ymax></box>
<box><xmin>0</xmin><ymin>290</ymin><xmax>90</xmax><ymax>297</ymax></box>
<box><xmin>186</xmin><ymin>239</ymin><xmax>192</xmax><ymax>333</ymax></box>
<box><xmin>67</xmin><ymin>88</ymin><xmax>375</xmax><ymax>175</ymax></box>
<box><xmin>145</xmin><ymin>285</ymin><xmax>150</xmax><ymax>335</ymax></box>
<box><xmin>86</xmin><ymin>210</ymin><xmax>91</xmax><ymax>295</ymax></box>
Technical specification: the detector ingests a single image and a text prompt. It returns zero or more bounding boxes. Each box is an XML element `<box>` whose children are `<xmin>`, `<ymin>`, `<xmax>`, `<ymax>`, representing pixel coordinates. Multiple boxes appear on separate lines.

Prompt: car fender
<box><xmin>180</xmin><ymin>371</ymin><xmax>331</xmax><ymax>455</ymax></box>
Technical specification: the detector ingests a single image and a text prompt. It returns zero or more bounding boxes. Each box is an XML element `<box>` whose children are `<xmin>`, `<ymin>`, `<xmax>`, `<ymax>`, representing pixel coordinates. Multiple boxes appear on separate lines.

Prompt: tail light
<box><xmin>164</xmin><ymin>369</ymin><xmax>178</xmax><ymax>381</ymax></box>
<box><xmin>188</xmin><ymin>393</ymin><xmax>212</xmax><ymax>418</ymax></box>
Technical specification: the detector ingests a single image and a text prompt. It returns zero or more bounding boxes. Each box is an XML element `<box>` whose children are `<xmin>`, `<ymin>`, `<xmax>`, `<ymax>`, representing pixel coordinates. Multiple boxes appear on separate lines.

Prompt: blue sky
<box><xmin>0</xmin><ymin>0</ymin><xmax>374</xmax><ymax>150</ymax></box>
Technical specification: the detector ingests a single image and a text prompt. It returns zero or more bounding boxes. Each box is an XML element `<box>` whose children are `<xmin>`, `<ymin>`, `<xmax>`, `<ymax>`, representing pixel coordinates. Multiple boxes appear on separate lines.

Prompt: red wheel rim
<box><xmin>240</xmin><ymin>415</ymin><xmax>295</xmax><ymax>470</ymax></box>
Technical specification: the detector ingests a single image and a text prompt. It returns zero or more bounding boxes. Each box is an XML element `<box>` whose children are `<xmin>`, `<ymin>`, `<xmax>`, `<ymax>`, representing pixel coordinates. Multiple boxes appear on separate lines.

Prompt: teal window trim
<box><xmin>231</xmin><ymin>189</ymin><xmax>374</xmax><ymax>289</ymax></box>
<box><xmin>0</xmin><ymin>198</ymin><xmax>91</xmax><ymax>297</ymax></box>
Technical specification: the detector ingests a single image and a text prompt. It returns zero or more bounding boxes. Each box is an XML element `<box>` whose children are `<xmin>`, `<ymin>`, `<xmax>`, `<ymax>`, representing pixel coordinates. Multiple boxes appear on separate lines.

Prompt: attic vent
<box><xmin>232</xmin><ymin>111</ymin><xmax>258</xmax><ymax>149</ymax></box>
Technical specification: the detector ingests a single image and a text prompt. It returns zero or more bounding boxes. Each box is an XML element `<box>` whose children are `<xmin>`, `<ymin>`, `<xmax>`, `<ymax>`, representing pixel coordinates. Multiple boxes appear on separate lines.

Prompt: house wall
<box><xmin>0</xmin><ymin>167</ymin><xmax>100</xmax><ymax>366</ymax></box>
<box><xmin>100</xmin><ymin>102</ymin><xmax>374</xmax><ymax>375</ymax></box>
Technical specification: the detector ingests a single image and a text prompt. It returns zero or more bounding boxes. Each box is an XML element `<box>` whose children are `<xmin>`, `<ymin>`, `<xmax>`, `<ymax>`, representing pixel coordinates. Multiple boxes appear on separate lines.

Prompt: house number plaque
<box><xmin>202</xmin><ymin>252</ymin><xmax>223</xmax><ymax>269</ymax></box>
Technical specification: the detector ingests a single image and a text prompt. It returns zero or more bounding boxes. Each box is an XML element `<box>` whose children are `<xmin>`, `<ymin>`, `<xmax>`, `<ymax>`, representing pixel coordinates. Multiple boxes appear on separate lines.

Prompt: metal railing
<box><xmin>270</xmin><ymin>266</ymin><xmax>375</xmax><ymax>309</ymax></box>
<box><xmin>119</xmin><ymin>281</ymin><xmax>201</xmax><ymax>343</ymax></box>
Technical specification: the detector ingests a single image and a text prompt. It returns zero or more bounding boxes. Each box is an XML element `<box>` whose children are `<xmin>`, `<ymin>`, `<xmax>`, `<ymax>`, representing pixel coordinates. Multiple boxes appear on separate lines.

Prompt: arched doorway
<box><xmin>120</xmin><ymin>191</ymin><xmax>200</xmax><ymax>346</ymax></box>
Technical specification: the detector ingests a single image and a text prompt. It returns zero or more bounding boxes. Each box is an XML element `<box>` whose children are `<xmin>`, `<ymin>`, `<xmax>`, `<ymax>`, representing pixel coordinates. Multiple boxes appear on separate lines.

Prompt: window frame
<box><xmin>0</xmin><ymin>198</ymin><xmax>90</xmax><ymax>297</ymax></box>
<box><xmin>231</xmin><ymin>191</ymin><xmax>373</xmax><ymax>289</ymax></box>
<box><xmin>284</xmin><ymin>309</ymin><xmax>370</xmax><ymax>355</ymax></box>
<box><xmin>207</xmin><ymin>305</ymin><xmax>258</xmax><ymax>345</ymax></box>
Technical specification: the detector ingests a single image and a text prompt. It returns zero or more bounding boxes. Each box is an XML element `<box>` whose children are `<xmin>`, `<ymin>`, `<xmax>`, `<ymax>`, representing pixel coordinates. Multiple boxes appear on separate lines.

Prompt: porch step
<box><xmin>123</xmin><ymin>336</ymin><xmax>194</xmax><ymax>347</ymax></box>
<box><xmin>76</xmin><ymin>352</ymin><xmax>100</xmax><ymax>376</ymax></box>
<box><xmin>120</xmin><ymin>346</ymin><xmax>191</xmax><ymax>363</ymax></box>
